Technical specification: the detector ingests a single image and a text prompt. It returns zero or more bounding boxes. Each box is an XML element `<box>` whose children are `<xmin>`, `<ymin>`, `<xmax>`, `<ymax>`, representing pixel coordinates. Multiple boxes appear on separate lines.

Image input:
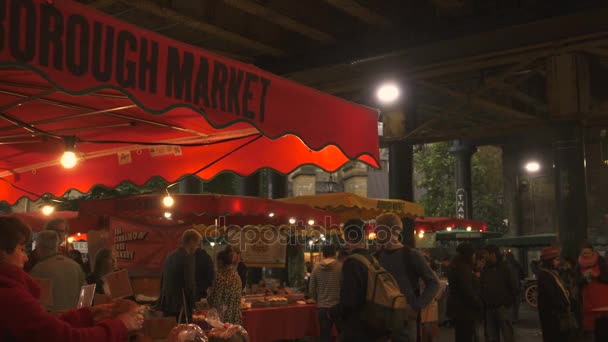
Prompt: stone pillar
<box><xmin>342</xmin><ymin>162</ymin><xmax>368</xmax><ymax>197</ymax></box>
<box><xmin>235</xmin><ymin>173</ymin><xmax>260</xmax><ymax>196</ymax></box>
<box><xmin>291</xmin><ymin>166</ymin><xmax>317</xmax><ymax>196</ymax></box>
<box><xmin>269</xmin><ymin>171</ymin><xmax>288</xmax><ymax>199</ymax></box>
<box><xmin>554</xmin><ymin>126</ymin><xmax>588</xmax><ymax>260</ymax></box>
<box><xmin>449</xmin><ymin>141</ymin><xmax>476</xmax><ymax>219</ymax></box>
<box><xmin>179</xmin><ymin>176</ymin><xmax>202</xmax><ymax>194</ymax></box>
<box><xmin>388</xmin><ymin>141</ymin><xmax>414</xmax><ymax>201</ymax></box>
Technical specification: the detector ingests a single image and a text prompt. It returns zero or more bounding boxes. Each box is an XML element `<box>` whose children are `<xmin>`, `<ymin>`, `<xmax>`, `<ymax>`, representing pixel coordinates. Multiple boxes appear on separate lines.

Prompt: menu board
<box><xmin>103</xmin><ymin>269</ymin><xmax>133</xmax><ymax>299</ymax></box>
<box><xmin>228</xmin><ymin>225</ymin><xmax>287</xmax><ymax>268</ymax></box>
<box><xmin>32</xmin><ymin>277</ymin><xmax>53</xmax><ymax>306</ymax></box>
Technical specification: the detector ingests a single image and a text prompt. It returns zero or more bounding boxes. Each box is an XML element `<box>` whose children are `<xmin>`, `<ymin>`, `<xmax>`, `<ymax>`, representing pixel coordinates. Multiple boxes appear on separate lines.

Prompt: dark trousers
<box><xmin>454</xmin><ymin>319</ymin><xmax>475</xmax><ymax>342</ymax></box>
<box><xmin>486</xmin><ymin>306</ymin><xmax>514</xmax><ymax>342</ymax></box>
<box><xmin>317</xmin><ymin>308</ymin><xmax>335</xmax><ymax>342</ymax></box>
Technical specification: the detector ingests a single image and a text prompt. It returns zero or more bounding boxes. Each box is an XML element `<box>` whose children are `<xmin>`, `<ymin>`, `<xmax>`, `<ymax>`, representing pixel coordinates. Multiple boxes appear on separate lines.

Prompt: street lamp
<box><xmin>524</xmin><ymin>161</ymin><xmax>540</xmax><ymax>173</ymax></box>
<box><xmin>376</xmin><ymin>82</ymin><xmax>400</xmax><ymax>105</ymax></box>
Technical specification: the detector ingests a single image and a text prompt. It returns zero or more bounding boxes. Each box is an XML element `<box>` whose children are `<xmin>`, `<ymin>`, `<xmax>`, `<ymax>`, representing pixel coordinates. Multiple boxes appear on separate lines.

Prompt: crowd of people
<box><xmin>3</xmin><ymin>213</ymin><xmax>608</xmax><ymax>342</ymax></box>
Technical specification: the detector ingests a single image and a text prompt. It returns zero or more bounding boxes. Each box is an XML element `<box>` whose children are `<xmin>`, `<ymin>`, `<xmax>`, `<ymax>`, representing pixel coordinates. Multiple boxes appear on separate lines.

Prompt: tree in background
<box><xmin>414</xmin><ymin>143</ymin><xmax>504</xmax><ymax>231</ymax></box>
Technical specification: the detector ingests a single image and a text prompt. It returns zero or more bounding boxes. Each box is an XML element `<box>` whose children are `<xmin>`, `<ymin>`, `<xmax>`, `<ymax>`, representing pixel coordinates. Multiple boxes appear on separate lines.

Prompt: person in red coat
<box><xmin>577</xmin><ymin>243</ymin><xmax>608</xmax><ymax>332</ymax></box>
<box><xmin>0</xmin><ymin>216</ymin><xmax>144</xmax><ymax>342</ymax></box>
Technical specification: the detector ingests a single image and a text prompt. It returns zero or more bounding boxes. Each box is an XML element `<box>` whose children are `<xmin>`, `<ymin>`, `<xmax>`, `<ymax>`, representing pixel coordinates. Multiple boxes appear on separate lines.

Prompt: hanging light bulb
<box><xmin>446</xmin><ymin>227</ymin><xmax>452</xmax><ymax>232</ymax></box>
<box><xmin>289</xmin><ymin>217</ymin><xmax>296</xmax><ymax>225</ymax></box>
<box><xmin>210</xmin><ymin>242</ymin><xmax>216</xmax><ymax>247</ymax></box>
<box><xmin>41</xmin><ymin>205</ymin><xmax>55</xmax><ymax>216</ymax></box>
<box><xmin>466</xmin><ymin>226</ymin><xmax>472</xmax><ymax>231</ymax></box>
<box><xmin>268</xmin><ymin>212</ymin><xmax>275</xmax><ymax>217</ymax></box>
<box><xmin>307</xmin><ymin>219</ymin><xmax>315</xmax><ymax>226</ymax></box>
<box><xmin>163</xmin><ymin>195</ymin><xmax>174</xmax><ymax>207</ymax></box>
<box><xmin>60</xmin><ymin>136</ymin><xmax>78</xmax><ymax>169</ymax></box>
<box><xmin>164</xmin><ymin>212</ymin><xmax>172</xmax><ymax>219</ymax></box>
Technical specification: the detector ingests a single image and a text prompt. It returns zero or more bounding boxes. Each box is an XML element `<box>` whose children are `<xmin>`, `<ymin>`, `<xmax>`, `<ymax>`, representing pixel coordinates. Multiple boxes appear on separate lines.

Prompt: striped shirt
<box><xmin>309</xmin><ymin>258</ymin><xmax>342</xmax><ymax>308</ymax></box>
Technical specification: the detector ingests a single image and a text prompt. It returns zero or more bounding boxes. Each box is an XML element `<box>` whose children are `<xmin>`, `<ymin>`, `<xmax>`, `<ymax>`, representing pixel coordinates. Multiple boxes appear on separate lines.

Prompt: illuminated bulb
<box><xmin>525</xmin><ymin>161</ymin><xmax>540</xmax><ymax>173</ymax></box>
<box><xmin>418</xmin><ymin>233</ymin><xmax>424</xmax><ymax>239</ymax></box>
<box><xmin>376</xmin><ymin>83</ymin><xmax>400</xmax><ymax>104</ymax></box>
<box><xmin>60</xmin><ymin>151</ymin><xmax>77</xmax><ymax>169</ymax></box>
<box><xmin>77</xmin><ymin>232</ymin><xmax>81</xmax><ymax>236</ymax></box>
<box><xmin>289</xmin><ymin>217</ymin><xmax>296</xmax><ymax>225</ymax></box>
<box><xmin>164</xmin><ymin>212</ymin><xmax>172</xmax><ymax>219</ymax></box>
<box><xmin>466</xmin><ymin>226</ymin><xmax>472</xmax><ymax>231</ymax></box>
<box><xmin>321</xmin><ymin>236</ymin><xmax>326</xmax><ymax>241</ymax></box>
<box><xmin>41</xmin><ymin>205</ymin><xmax>55</xmax><ymax>216</ymax></box>
<box><xmin>308</xmin><ymin>219</ymin><xmax>315</xmax><ymax>226</ymax></box>
<box><xmin>446</xmin><ymin>227</ymin><xmax>452</xmax><ymax>232</ymax></box>
<box><xmin>67</xmin><ymin>237</ymin><xmax>74</xmax><ymax>243</ymax></box>
<box><xmin>308</xmin><ymin>240</ymin><xmax>314</xmax><ymax>246</ymax></box>
<box><xmin>163</xmin><ymin>195</ymin><xmax>174</xmax><ymax>207</ymax></box>
<box><xmin>480</xmin><ymin>230</ymin><xmax>483</xmax><ymax>232</ymax></box>
<box><xmin>368</xmin><ymin>232</ymin><xmax>376</xmax><ymax>240</ymax></box>
<box><xmin>210</xmin><ymin>242</ymin><xmax>216</xmax><ymax>247</ymax></box>
<box><xmin>268</xmin><ymin>212</ymin><xmax>275</xmax><ymax>217</ymax></box>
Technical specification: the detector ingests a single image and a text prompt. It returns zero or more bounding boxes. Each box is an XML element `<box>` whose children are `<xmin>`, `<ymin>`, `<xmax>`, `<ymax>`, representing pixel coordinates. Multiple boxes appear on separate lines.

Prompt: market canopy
<box><xmin>78</xmin><ymin>193</ymin><xmax>341</xmax><ymax>231</ymax></box>
<box><xmin>1</xmin><ymin>210</ymin><xmax>84</xmax><ymax>232</ymax></box>
<box><xmin>278</xmin><ymin>192</ymin><xmax>424</xmax><ymax>220</ymax></box>
<box><xmin>486</xmin><ymin>234</ymin><xmax>557</xmax><ymax>248</ymax></box>
<box><xmin>0</xmin><ymin>0</ymin><xmax>380</xmax><ymax>204</ymax></box>
<box><xmin>415</xmin><ymin>217</ymin><xmax>487</xmax><ymax>232</ymax></box>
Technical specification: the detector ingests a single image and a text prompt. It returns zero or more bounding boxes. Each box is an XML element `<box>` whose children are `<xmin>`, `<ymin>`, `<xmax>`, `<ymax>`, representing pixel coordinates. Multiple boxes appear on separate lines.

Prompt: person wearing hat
<box><xmin>447</xmin><ymin>242</ymin><xmax>483</xmax><ymax>342</ymax></box>
<box><xmin>537</xmin><ymin>246</ymin><xmax>576</xmax><ymax>342</ymax></box>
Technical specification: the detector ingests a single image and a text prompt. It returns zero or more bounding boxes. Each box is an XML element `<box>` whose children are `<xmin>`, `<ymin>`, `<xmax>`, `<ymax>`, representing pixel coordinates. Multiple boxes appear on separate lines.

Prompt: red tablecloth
<box><xmin>242</xmin><ymin>304</ymin><xmax>322</xmax><ymax>342</ymax></box>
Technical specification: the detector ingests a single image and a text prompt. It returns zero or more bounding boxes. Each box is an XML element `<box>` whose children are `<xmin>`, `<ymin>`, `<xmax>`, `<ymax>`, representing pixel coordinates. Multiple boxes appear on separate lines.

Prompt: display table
<box><xmin>242</xmin><ymin>304</ymin><xmax>322</xmax><ymax>342</ymax></box>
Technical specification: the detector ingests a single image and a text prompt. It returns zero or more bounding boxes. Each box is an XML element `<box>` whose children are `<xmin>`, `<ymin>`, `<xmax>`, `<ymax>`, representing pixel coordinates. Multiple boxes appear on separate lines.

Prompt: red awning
<box><xmin>78</xmin><ymin>194</ymin><xmax>341</xmax><ymax>231</ymax></box>
<box><xmin>0</xmin><ymin>0</ymin><xmax>380</xmax><ymax>204</ymax></box>
<box><xmin>2</xmin><ymin>210</ymin><xmax>86</xmax><ymax>232</ymax></box>
<box><xmin>415</xmin><ymin>217</ymin><xmax>487</xmax><ymax>232</ymax></box>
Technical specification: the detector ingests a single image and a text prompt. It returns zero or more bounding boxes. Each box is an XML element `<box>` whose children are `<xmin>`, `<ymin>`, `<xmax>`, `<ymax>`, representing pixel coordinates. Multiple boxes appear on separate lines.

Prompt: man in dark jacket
<box><xmin>194</xmin><ymin>247</ymin><xmax>214</xmax><ymax>300</ymax></box>
<box><xmin>374</xmin><ymin>213</ymin><xmax>439</xmax><ymax>342</ymax></box>
<box><xmin>447</xmin><ymin>243</ymin><xmax>484</xmax><ymax>342</ymax></box>
<box><xmin>481</xmin><ymin>245</ymin><xmax>517</xmax><ymax>342</ymax></box>
<box><xmin>329</xmin><ymin>218</ymin><xmax>376</xmax><ymax>342</ymax></box>
<box><xmin>158</xmin><ymin>229</ymin><xmax>202</xmax><ymax>321</ymax></box>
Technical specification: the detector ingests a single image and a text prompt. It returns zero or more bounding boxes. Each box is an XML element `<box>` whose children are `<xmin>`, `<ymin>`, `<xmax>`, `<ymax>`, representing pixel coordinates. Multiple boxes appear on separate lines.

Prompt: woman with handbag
<box><xmin>537</xmin><ymin>246</ymin><xmax>577</xmax><ymax>342</ymax></box>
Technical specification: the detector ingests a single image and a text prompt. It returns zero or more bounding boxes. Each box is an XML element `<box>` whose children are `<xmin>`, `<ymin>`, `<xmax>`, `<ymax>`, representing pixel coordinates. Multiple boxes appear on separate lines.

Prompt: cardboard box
<box><xmin>142</xmin><ymin>317</ymin><xmax>176</xmax><ymax>340</ymax></box>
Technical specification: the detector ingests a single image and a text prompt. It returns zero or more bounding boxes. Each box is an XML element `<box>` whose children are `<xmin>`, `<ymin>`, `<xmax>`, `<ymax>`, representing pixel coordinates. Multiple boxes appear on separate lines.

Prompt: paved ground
<box><xmin>435</xmin><ymin>305</ymin><xmax>592</xmax><ymax>342</ymax></box>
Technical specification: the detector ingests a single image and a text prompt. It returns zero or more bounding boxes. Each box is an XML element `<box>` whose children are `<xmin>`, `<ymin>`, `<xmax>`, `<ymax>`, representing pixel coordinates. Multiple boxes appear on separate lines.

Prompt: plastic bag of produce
<box><xmin>168</xmin><ymin>324</ymin><xmax>208</xmax><ymax>342</ymax></box>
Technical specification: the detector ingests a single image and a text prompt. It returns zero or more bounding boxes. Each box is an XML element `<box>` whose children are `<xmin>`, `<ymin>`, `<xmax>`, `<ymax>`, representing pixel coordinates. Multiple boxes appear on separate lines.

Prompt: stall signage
<box><xmin>1</xmin><ymin>0</ymin><xmax>271</xmax><ymax>123</ymax></box>
<box><xmin>456</xmin><ymin>189</ymin><xmax>467</xmax><ymax>219</ymax></box>
<box><xmin>110</xmin><ymin>217</ymin><xmax>182</xmax><ymax>270</ymax></box>
<box><xmin>227</xmin><ymin>225</ymin><xmax>287</xmax><ymax>268</ymax></box>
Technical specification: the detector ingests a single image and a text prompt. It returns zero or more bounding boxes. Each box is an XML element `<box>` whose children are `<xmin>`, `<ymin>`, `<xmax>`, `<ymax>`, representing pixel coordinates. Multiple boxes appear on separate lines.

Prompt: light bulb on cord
<box><xmin>376</xmin><ymin>82</ymin><xmax>400</xmax><ymax>104</ymax></box>
<box><xmin>466</xmin><ymin>226</ymin><xmax>472</xmax><ymax>231</ymax></box>
<box><xmin>61</xmin><ymin>151</ymin><xmax>77</xmax><ymax>169</ymax></box>
<box><xmin>164</xmin><ymin>212</ymin><xmax>172</xmax><ymax>219</ymax></box>
<box><xmin>210</xmin><ymin>242</ymin><xmax>216</xmax><ymax>247</ymax></box>
<box><xmin>446</xmin><ymin>227</ymin><xmax>452</xmax><ymax>232</ymax></box>
<box><xmin>268</xmin><ymin>212</ymin><xmax>275</xmax><ymax>217</ymax></box>
<box><xmin>41</xmin><ymin>205</ymin><xmax>55</xmax><ymax>216</ymax></box>
<box><xmin>163</xmin><ymin>195</ymin><xmax>174</xmax><ymax>207</ymax></box>
<box><xmin>60</xmin><ymin>136</ymin><xmax>78</xmax><ymax>169</ymax></box>
<box><xmin>289</xmin><ymin>217</ymin><xmax>296</xmax><ymax>225</ymax></box>
<box><xmin>307</xmin><ymin>219</ymin><xmax>315</xmax><ymax>226</ymax></box>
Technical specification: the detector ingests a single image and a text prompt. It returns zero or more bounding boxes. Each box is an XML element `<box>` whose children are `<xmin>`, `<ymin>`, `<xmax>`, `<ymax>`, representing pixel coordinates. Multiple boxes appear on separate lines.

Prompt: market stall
<box><xmin>0</xmin><ymin>0</ymin><xmax>380</xmax><ymax>207</ymax></box>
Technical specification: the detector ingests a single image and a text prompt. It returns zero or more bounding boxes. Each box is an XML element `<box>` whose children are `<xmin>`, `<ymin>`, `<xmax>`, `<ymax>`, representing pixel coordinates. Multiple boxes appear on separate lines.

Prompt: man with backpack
<box><xmin>374</xmin><ymin>213</ymin><xmax>440</xmax><ymax>342</ymax></box>
<box><xmin>329</xmin><ymin>218</ymin><xmax>375</xmax><ymax>341</ymax></box>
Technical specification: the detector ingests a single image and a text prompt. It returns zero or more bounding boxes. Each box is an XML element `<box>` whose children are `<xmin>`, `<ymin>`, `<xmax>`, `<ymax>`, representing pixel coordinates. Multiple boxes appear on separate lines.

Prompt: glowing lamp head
<box><xmin>268</xmin><ymin>212</ymin><xmax>275</xmax><ymax>218</ymax></box>
<box><xmin>308</xmin><ymin>240</ymin><xmax>314</xmax><ymax>247</ymax></box>
<box><xmin>60</xmin><ymin>151</ymin><xmax>77</xmax><ymax>169</ymax></box>
<box><xmin>41</xmin><ymin>205</ymin><xmax>55</xmax><ymax>216</ymax></box>
<box><xmin>446</xmin><ymin>227</ymin><xmax>452</xmax><ymax>232</ymax></box>
<box><xmin>164</xmin><ymin>212</ymin><xmax>172</xmax><ymax>219</ymax></box>
<box><xmin>525</xmin><ymin>161</ymin><xmax>541</xmax><ymax>173</ymax></box>
<box><xmin>67</xmin><ymin>237</ymin><xmax>74</xmax><ymax>243</ymax></box>
<box><xmin>307</xmin><ymin>219</ymin><xmax>315</xmax><ymax>226</ymax></box>
<box><xmin>289</xmin><ymin>217</ymin><xmax>296</xmax><ymax>225</ymax></box>
<box><xmin>210</xmin><ymin>242</ymin><xmax>216</xmax><ymax>247</ymax></box>
<box><xmin>376</xmin><ymin>83</ymin><xmax>400</xmax><ymax>104</ymax></box>
<box><xmin>163</xmin><ymin>195</ymin><xmax>174</xmax><ymax>208</ymax></box>
<box><xmin>418</xmin><ymin>232</ymin><xmax>424</xmax><ymax>239</ymax></box>
<box><xmin>466</xmin><ymin>226</ymin><xmax>472</xmax><ymax>232</ymax></box>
